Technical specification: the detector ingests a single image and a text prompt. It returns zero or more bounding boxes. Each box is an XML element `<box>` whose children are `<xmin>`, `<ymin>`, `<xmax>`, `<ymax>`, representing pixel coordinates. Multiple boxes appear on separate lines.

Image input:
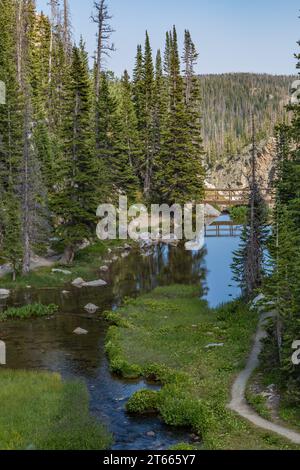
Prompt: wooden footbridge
<box><xmin>204</xmin><ymin>188</ymin><xmax>274</xmax><ymax>207</ymax></box>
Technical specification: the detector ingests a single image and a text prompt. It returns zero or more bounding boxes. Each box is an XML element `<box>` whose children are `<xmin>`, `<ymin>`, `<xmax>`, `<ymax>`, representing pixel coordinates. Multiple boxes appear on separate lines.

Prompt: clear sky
<box><xmin>36</xmin><ymin>0</ymin><xmax>300</xmax><ymax>77</ymax></box>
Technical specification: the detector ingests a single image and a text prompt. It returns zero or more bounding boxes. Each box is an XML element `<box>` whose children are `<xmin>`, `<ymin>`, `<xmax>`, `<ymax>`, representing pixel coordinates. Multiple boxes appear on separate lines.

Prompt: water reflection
<box><xmin>0</xmin><ymin>215</ymin><xmax>241</xmax><ymax>449</ymax></box>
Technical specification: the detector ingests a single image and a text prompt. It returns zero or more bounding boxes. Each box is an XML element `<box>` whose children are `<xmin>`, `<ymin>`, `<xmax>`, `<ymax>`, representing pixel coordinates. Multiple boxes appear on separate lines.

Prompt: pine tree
<box><xmin>182</xmin><ymin>30</ymin><xmax>205</xmax><ymax>201</ymax></box>
<box><xmin>115</xmin><ymin>70</ymin><xmax>141</xmax><ymax>201</ymax></box>
<box><xmin>232</xmin><ymin>116</ymin><xmax>268</xmax><ymax>299</ymax></box>
<box><xmin>0</xmin><ymin>0</ymin><xmax>24</xmax><ymax>278</ymax></box>
<box><xmin>156</xmin><ymin>27</ymin><xmax>203</xmax><ymax>205</ymax></box>
<box><xmin>52</xmin><ymin>43</ymin><xmax>98</xmax><ymax>264</ymax></box>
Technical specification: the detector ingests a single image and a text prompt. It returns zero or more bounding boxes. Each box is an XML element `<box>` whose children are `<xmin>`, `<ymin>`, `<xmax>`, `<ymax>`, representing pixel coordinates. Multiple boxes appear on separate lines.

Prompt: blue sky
<box><xmin>36</xmin><ymin>0</ymin><xmax>299</xmax><ymax>77</ymax></box>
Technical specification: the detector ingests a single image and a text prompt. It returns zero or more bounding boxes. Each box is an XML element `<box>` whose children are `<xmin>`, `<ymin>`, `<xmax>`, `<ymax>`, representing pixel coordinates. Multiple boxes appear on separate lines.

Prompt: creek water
<box><xmin>0</xmin><ymin>215</ymin><xmax>241</xmax><ymax>450</ymax></box>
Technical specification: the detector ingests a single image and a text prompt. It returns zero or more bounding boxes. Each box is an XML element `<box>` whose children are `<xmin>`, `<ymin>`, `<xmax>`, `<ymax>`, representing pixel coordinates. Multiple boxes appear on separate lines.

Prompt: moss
<box><xmin>0</xmin><ymin>303</ymin><xmax>58</xmax><ymax>322</ymax></box>
<box><xmin>126</xmin><ymin>390</ymin><xmax>161</xmax><ymax>415</ymax></box>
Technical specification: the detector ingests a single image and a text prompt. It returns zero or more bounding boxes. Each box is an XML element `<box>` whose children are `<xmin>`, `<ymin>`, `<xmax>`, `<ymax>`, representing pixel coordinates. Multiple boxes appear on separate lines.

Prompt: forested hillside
<box><xmin>201</xmin><ymin>73</ymin><xmax>292</xmax><ymax>165</ymax></box>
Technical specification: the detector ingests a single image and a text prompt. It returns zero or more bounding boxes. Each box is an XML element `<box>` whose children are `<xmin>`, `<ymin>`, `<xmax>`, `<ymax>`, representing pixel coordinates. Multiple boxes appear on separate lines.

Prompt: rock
<box><xmin>250</xmin><ymin>293</ymin><xmax>267</xmax><ymax>312</ymax></box>
<box><xmin>100</xmin><ymin>266</ymin><xmax>109</xmax><ymax>272</ymax></box>
<box><xmin>72</xmin><ymin>278</ymin><xmax>85</xmax><ymax>288</ymax></box>
<box><xmin>124</xmin><ymin>244</ymin><xmax>131</xmax><ymax>250</ymax></box>
<box><xmin>121</xmin><ymin>252</ymin><xmax>129</xmax><ymax>259</ymax></box>
<box><xmin>206</xmin><ymin>137</ymin><xmax>277</xmax><ymax>192</ymax></box>
<box><xmin>146</xmin><ymin>431</ymin><xmax>156</xmax><ymax>438</ymax></box>
<box><xmin>84</xmin><ymin>303</ymin><xmax>99</xmax><ymax>314</ymax></box>
<box><xmin>83</xmin><ymin>279</ymin><xmax>107</xmax><ymax>288</ymax></box>
<box><xmin>73</xmin><ymin>327</ymin><xmax>88</xmax><ymax>335</ymax></box>
<box><xmin>252</xmin><ymin>293</ymin><xmax>265</xmax><ymax>305</ymax></box>
<box><xmin>204</xmin><ymin>204</ymin><xmax>221</xmax><ymax>218</ymax></box>
<box><xmin>0</xmin><ymin>289</ymin><xmax>10</xmax><ymax>298</ymax></box>
<box><xmin>77</xmin><ymin>239</ymin><xmax>91</xmax><ymax>250</ymax></box>
<box><xmin>205</xmin><ymin>343</ymin><xmax>224</xmax><ymax>349</ymax></box>
<box><xmin>112</xmin><ymin>256</ymin><xmax>119</xmax><ymax>262</ymax></box>
<box><xmin>52</xmin><ymin>268</ymin><xmax>72</xmax><ymax>275</ymax></box>
<box><xmin>62</xmin><ymin>290</ymin><xmax>70</xmax><ymax>295</ymax></box>
<box><xmin>107</xmin><ymin>249</ymin><xmax>112</xmax><ymax>254</ymax></box>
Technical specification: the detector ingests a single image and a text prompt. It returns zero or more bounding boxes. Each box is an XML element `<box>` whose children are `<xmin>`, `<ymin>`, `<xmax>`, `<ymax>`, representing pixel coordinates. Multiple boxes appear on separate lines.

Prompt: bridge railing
<box><xmin>204</xmin><ymin>188</ymin><xmax>274</xmax><ymax>206</ymax></box>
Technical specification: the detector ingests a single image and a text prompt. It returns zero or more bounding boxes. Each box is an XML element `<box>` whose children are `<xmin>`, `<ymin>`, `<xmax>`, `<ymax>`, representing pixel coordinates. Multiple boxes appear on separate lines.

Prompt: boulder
<box><xmin>252</xmin><ymin>293</ymin><xmax>265</xmax><ymax>305</ymax></box>
<box><xmin>83</xmin><ymin>279</ymin><xmax>107</xmax><ymax>288</ymax></box>
<box><xmin>100</xmin><ymin>266</ymin><xmax>109</xmax><ymax>272</ymax></box>
<box><xmin>52</xmin><ymin>268</ymin><xmax>72</xmax><ymax>275</ymax></box>
<box><xmin>205</xmin><ymin>343</ymin><xmax>224</xmax><ymax>349</ymax></box>
<box><xmin>72</xmin><ymin>278</ymin><xmax>85</xmax><ymax>288</ymax></box>
<box><xmin>0</xmin><ymin>289</ymin><xmax>10</xmax><ymax>298</ymax></box>
<box><xmin>73</xmin><ymin>327</ymin><xmax>88</xmax><ymax>335</ymax></box>
<box><xmin>84</xmin><ymin>303</ymin><xmax>99</xmax><ymax>314</ymax></box>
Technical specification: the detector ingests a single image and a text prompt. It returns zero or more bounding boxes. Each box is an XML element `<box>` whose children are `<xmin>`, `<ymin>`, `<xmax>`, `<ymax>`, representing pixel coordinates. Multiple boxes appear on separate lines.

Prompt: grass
<box><xmin>0</xmin><ymin>239</ymin><xmax>128</xmax><ymax>290</ymax></box>
<box><xmin>0</xmin><ymin>303</ymin><xmax>58</xmax><ymax>322</ymax></box>
<box><xmin>246</xmin><ymin>388</ymin><xmax>271</xmax><ymax>420</ymax></box>
<box><xmin>0</xmin><ymin>370</ymin><xmax>112</xmax><ymax>450</ymax></box>
<box><xmin>105</xmin><ymin>284</ymin><xmax>300</xmax><ymax>450</ymax></box>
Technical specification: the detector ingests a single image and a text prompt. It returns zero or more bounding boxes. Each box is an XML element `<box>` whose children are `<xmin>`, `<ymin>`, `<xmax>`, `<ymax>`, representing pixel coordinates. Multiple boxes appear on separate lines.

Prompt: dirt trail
<box><xmin>228</xmin><ymin>312</ymin><xmax>300</xmax><ymax>445</ymax></box>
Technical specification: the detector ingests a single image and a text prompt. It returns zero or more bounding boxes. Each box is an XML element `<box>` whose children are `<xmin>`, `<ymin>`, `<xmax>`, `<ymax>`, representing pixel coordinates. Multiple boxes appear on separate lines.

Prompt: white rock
<box><xmin>84</xmin><ymin>303</ymin><xmax>99</xmax><ymax>314</ymax></box>
<box><xmin>252</xmin><ymin>293</ymin><xmax>265</xmax><ymax>305</ymax></box>
<box><xmin>72</xmin><ymin>278</ymin><xmax>85</xmax><ymax>288</ymax></box>
<box><xmin>52</xmin><ymin>268</ymin><xmax>72</xmax><ymax>275</ymax></box>
<box><xmin>83</xmin><ymin>279</ymin><xmax>107</xmax><ymax>288</ymax></box>
<box><xmin>62</xmin><ymin>290</ymin><xmax>70</xmax><ymax>295</ymax></box>
<box><xmin>0</xmin><ymin>289</ymin><xmax>10</xmax><ymax>298</ymax></box>
<box><xmin>205</xmin><ymin>343</ymin><xmax>224</xmax><ymax>349</ymax></box>
<box><xmin>73</xmin><ymin>327</ymin><xmax>88</xmax><ymax>335</ymax></box>
<box><xmin>100</xmin><ymin>266</ymin><xmax>109</xmax><ymax>272</ymax></box>
<box><xmin>121</xmin><ymin>252</ymin><xmax>129</xmax><ymax>258</ymax></box>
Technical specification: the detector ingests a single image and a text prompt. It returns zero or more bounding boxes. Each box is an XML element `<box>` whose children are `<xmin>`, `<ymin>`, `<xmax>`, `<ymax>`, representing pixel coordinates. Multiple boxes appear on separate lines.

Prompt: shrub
<box><xmin>126</xmin><ymin>390</ymin><xmax>161</xmax><ymax>415</ymax></box>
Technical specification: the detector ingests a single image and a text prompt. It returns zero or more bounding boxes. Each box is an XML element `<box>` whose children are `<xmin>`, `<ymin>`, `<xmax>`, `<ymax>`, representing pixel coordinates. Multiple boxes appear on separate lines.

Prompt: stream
<box><xmin>0</xmin><ymin>214</ymin><xmax>241</xmax><ymax>450</ymax></box>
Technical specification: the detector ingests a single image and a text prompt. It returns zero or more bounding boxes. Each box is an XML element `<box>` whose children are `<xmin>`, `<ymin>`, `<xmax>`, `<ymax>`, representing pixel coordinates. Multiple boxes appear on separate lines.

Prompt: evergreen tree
<box><xmin>156</xmin><ymin>27</ymin><xmax>204</xmax><ymax>205</ymax></box>
<box><xmin>232</xmin><ymin>117</ymin><xmax>268</xmax><ymax>299</ymax></box>
<box><xmin>52</xmin><ymin>43</ymin><xmax>98</xmax><ymax>264</ymax></box>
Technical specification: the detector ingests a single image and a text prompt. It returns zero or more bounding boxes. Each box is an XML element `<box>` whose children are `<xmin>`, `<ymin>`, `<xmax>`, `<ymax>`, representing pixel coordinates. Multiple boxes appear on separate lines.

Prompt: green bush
<box><xmin>0</xmin><ymin>303</ymin><xmax>58</xmax><ymax>321</ymax></box>
<box><xmin>126</xmin><ymin>390</ymin><xmax>161</xmax><ymax>415</ymax></box>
